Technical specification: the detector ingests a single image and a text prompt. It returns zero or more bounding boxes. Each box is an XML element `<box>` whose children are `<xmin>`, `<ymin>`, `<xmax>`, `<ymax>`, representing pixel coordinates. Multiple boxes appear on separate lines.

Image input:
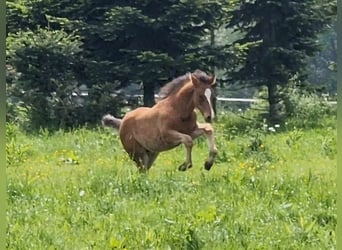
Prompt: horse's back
<box><xmin>120</xmin><ymin>107</ymin><xmax>157</xmax><ymax>127</ymax></box>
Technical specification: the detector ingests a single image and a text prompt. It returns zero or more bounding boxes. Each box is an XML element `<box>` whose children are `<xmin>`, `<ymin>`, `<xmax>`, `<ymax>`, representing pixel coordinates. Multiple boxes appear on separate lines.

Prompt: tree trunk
<box><xmin>267</xmin><ymin>83</ymin><xmax>282</xmax><ymax>125</ymax></box>
<box><xmin>143</xmin><ymin>83</ymin><xmax>155</xmax><ymax>107</ymax></box>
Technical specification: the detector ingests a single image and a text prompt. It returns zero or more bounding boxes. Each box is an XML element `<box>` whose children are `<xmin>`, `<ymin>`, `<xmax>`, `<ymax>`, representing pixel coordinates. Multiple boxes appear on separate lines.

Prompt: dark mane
<box><xmin>192</xmin><ymin>69</ymin><xmax>214</xmax><ymax>83</ymax></box>
<box><xmin>157</xmin><ymin>73</ymin><xmax>190</xmax><ymax>100</ymax></box>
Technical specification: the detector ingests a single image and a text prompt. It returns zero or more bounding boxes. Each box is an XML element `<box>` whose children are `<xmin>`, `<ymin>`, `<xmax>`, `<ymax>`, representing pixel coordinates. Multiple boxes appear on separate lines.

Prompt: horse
<box><xmin>102</xmin><ymin>69</ymin><xmax>218</xmax><ymax>172</ymax></box>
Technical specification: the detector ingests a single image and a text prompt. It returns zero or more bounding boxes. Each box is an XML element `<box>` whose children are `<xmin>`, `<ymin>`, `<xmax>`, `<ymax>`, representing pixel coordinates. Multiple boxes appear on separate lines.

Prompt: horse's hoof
<box><xmin>178</xmin><ymin>163</ymin><xmax>192</xmax><ymax>171</ymax></box>
<box><xmin>204</xmin><ymin>161</ymin><xmax>213</xmax><ymax>171</ymax></box>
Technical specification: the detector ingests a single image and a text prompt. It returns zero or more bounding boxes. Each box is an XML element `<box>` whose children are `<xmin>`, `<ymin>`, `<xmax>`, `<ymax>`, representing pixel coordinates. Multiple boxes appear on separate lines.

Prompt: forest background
<box><xmin>6</xmin><ymin>0</ymin><xmax>337</xmax><ymax>130</ymax></box>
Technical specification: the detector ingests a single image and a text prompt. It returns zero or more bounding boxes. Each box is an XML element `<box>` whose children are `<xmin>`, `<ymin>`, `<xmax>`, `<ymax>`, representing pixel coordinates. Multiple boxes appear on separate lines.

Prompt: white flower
<box><xmin>79</xmin><ymin>190</ymin><xmax>86</xmax><ymax>197</ymax></box>
<box><xmin>268</xmin><ymin>127</ymin><xmax>276</xmax><ymax>132</ymax></box>
<box><xmin>274</xmin><ymin>124</ymin><xmax>280</xmax><ymax>128</ymax></box>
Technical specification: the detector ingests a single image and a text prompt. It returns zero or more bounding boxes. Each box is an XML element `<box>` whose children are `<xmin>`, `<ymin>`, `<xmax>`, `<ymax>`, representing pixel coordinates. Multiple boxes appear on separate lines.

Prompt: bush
<box><xmin>6</xmin><ymin>28</ymin><xmax>124</xmax><ymax>131</ymax></box>
<box><xmin>218</xmin><ymin>84</ymin><xmax>337</xmax><ymax>132</ymax></box>
<box><xmin>6</xmin><ymin>28</ymin><xmax>84</xmax><ymax>129</ymax></box>
<box><xmin>282</xmin><ymin>85</ymin><xmax>336</xmax><ymax>129</ymax></box>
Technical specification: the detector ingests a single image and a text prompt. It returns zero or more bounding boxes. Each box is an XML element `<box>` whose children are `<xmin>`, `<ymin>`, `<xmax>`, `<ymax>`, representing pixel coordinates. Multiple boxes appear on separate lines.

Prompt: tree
<box><xmin>26</xmin><ymin>0</ymin><xmax>235</xmax><ymax>106</ymax></box>
<box><xmin>6</xmin><ymin>29</ymin><xmax>84</xmax><ymax>129</ymax></box>
<box><xmin>227</xmin><ymin>0</ymin><xmax>336</xmax><ymax>124</ymax></box>
<box><xmin>7</xmin><ymin>0</ymin><xmax>248</xmax><ymax>129</ymax></box>
<box><xmin>307</xmin><ymin>20</ymin><xmax>337</xmax><ymax>94</ymax></box>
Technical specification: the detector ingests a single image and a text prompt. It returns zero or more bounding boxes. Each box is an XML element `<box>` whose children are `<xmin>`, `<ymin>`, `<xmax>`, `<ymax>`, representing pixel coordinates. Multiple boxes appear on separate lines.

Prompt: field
<box><xmin>6</xmin><ymin>114</ymin><xmax>336</xmax><ymax>249</ymax></box>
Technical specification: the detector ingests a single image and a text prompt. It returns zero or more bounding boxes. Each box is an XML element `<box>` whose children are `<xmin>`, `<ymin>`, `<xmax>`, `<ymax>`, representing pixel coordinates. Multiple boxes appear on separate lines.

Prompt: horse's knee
<box><xmin>200</xmin><ymin>122</ymin><xmax>213</xmax><ymax>131</ymax></box>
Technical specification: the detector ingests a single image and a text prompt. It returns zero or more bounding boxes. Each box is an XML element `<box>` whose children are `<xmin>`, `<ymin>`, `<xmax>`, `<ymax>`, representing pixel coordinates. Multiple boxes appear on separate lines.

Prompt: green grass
<box><xmin>6</xmin><ymin>116</ymin><xmax>336</xmax><ymax>249</ymax></box>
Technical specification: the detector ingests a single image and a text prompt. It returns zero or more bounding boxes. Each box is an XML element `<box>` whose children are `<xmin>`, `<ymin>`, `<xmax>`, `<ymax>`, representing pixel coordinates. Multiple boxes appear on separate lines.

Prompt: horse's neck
<box><xmin>173</xmin><ymin>83</ymin><xmax>195</xmax><ymax>118</ymax></box>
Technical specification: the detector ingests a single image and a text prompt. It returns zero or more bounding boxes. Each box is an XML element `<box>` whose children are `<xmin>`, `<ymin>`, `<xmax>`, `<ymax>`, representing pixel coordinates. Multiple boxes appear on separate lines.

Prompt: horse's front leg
<box><xmin>164</xmin><ymin>130</ymin><xmax>193</xmax><ymax>171</ymax></box>
<box><xmin>192</xmin><ymin>122</ymin><xmax>218</xmax><ymax>170</ymax></box>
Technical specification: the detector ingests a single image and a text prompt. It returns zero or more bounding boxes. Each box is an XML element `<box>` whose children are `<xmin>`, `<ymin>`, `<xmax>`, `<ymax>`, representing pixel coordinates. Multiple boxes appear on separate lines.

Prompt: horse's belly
<box><xmin>120</xmin><ymin>107</ymin><xmax>192</xmax><ymax>152</ymax></box>
<box><xmin>151</xmin><ymin>141</ymin><xmax>181</xmax><ymax>152</ymax></box>
<box><xmin>137</xmin><ymin>135</ymin><xmax>180</xmax><ymax>152</ymax></box>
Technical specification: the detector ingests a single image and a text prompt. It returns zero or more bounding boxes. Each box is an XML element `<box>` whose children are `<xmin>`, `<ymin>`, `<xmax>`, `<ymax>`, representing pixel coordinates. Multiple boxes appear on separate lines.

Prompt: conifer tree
<box><xmin>48</xmin><ymin>0</ymin><xmax>232</xmax><ymax>106</ymax></box>
<box><xmin>227</xmin><ymin>0</ymin><xmax>336</xmax><ymax>124</ymax></box>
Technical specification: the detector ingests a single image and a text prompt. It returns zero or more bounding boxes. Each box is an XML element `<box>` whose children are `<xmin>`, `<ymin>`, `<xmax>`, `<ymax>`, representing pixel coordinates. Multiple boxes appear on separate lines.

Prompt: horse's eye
<box><xmin>199</xmin><ymin>96</ymin><xmax>205</xmax><ymax>103</ymax></box>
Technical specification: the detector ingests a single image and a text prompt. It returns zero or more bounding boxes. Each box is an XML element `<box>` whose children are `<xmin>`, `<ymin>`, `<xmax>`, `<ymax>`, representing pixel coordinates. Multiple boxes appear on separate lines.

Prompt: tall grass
<box><xmin>6</xmin><ymin>112</ymin><xmax>336</xmax><ymax>249</ymax></box>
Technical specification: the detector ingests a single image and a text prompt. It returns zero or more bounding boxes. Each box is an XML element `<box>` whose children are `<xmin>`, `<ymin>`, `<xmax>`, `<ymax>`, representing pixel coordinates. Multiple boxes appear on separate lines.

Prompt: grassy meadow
<box><xmin>6</xmin><ymin>113</ymin><xmax>336</xmax><ymax>249</ymax></box>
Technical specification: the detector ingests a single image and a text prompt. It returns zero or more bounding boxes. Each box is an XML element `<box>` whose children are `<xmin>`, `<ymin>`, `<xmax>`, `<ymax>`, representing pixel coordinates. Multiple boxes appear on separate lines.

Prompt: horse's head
<box><xmin>190</xmin><ymin>70</ymin><xmax>216</xmax><ymax>123</ymax></box>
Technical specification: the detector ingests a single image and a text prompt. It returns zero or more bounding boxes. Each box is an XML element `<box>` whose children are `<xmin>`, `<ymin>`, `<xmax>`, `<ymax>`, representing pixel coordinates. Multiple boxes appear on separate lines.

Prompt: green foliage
<box><xmin>286</xmin><ymin>128</ymin><xmax>303</xmax><ymax>148</ymax></box>
<box><xmin>6</xmin><ymin>0</ymin><xmax>240</xmax><ymax>128</ymax></box>
<box><xmin>6</xmin><ymin>28</ymin><xmax>124</xmax><ymax>130</ymax></box>
<box><xmin>227</xmin><ymin>0</ymin><xmax>337</xmax><ymax>123</ymax></box>
<box><xmin>282</xmin><ymin>84</ymin><xmax>337</xmax><ymax>129</ymax></box>
<box><xmin>6</xmin><ymin>0</ymin><xmax>33</xmax><ymax>33</ymax></box>
<box><xmin>307</xmin><ymin>21</ymin><xmax>337</xmax><ymax>93</ymax></box>
<box><xmin>6</xmin><ymin>114</ymin><xmax>336</xmax><ymax>249</ymax></box>
<box><xmin>5</xmin><ymin>0</ymin><xmax>337</xmax><ymax>131</ymax></box>
<box><xmin>222</xmin><ymin>83</ymin><xmax>337</xmax><ymax>131</ymax></box>
<box><xmin>7</xmin><ymin>28</ymin><xmax>83</xmax><ymax>129</ymax></box>
<box><xmin>6</xmin><ymin>64</ymin><xmax>30</xmax><ymax>127</ymax></box>
<box><xmin>6</xmin><ymin>123</ymin><xmax>31</xmax><ymax>167</ymax></box>
<box><xmin>9</xmin><ymin>0</ymin><xmax>236</xmax><ymax>106</ymax></box>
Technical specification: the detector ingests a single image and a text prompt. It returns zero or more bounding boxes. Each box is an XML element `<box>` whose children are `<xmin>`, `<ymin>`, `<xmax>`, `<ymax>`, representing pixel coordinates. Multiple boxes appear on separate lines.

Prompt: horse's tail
<box><xmin>102</xmin><ymin>114</ymin><xmax>122</xmax><ymax>130</ymax></box>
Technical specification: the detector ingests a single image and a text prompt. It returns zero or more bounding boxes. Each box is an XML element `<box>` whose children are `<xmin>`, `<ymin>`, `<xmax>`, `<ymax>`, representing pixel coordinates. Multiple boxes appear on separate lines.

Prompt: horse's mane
<box><xmin>157</xmin><ymin>73</ymin><xmax>190</xmax><ymax>100</ymax></box>
<box><xmin>157</xmin><ymin>70</ymin><xmax>212</xmax><ymax>100</ymax></box>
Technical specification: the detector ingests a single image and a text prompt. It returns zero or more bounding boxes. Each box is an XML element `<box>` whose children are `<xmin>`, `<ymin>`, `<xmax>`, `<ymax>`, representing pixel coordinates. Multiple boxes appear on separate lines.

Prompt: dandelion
<box><xmin>79</xmin><ymin>190</ymin><xmax>86</xmax><ymax>197</ymax></box>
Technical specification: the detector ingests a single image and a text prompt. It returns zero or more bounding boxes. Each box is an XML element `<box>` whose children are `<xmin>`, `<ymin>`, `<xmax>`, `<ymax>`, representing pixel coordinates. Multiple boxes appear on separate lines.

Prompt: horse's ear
<box><xmin>210</xmin><ymin>75</ymin><xmax>216</xmax><ymax>87</ymax></box>
<box><xmin>190</xmin><ymin>73</ymin><xmax>200</xmax><ymax>87</ymax></box>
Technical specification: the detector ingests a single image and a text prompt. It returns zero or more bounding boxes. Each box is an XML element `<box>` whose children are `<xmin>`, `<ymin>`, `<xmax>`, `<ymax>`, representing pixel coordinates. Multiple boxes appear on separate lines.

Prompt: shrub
<box><xmin>6</xmin><ymin>28</ymin><xmax>124</xmax><ymax>131</ymax></box>
<box><xmin>282</xmin><ymin>85</ymin><xmax>336</xmax><ymax>129</ymax></box>
<box><xmin>222</xmin><ymin>83</ymin><xmax>337</xmax><ymax>131</ymax></box>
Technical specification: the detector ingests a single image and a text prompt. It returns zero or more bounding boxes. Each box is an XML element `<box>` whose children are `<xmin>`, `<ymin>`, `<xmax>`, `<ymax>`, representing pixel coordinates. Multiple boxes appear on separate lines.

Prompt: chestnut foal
<box><xmin>102</xmin><ymin>70</ymin><xmax>217</xmax><ymax>172</ymax></box>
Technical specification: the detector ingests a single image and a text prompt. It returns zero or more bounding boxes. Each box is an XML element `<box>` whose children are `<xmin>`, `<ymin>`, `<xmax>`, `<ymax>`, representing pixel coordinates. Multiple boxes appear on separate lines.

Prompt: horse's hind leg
<box><xmin>122</xmin><ymin>138</ymin><xmax>150</xmax><ymax>172</ymax></box>
<box><xmin>130</xmin><ymin>151</ymin><xmax>159</xmax><ymax>173</ymax></box>
<box><xmin>192</xmin><ymin>123</ymin><xmax>217</xmax><ymax>170</ymax></box>
<box><xmin>146</xmin><ymin>152</ymin><xmax>159</xmax><ymax>169</ymax></box>
<box><xmin>128</xmin><ymin>152</ymin><xmax>145</xmax><ymax>171</ymax></box>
